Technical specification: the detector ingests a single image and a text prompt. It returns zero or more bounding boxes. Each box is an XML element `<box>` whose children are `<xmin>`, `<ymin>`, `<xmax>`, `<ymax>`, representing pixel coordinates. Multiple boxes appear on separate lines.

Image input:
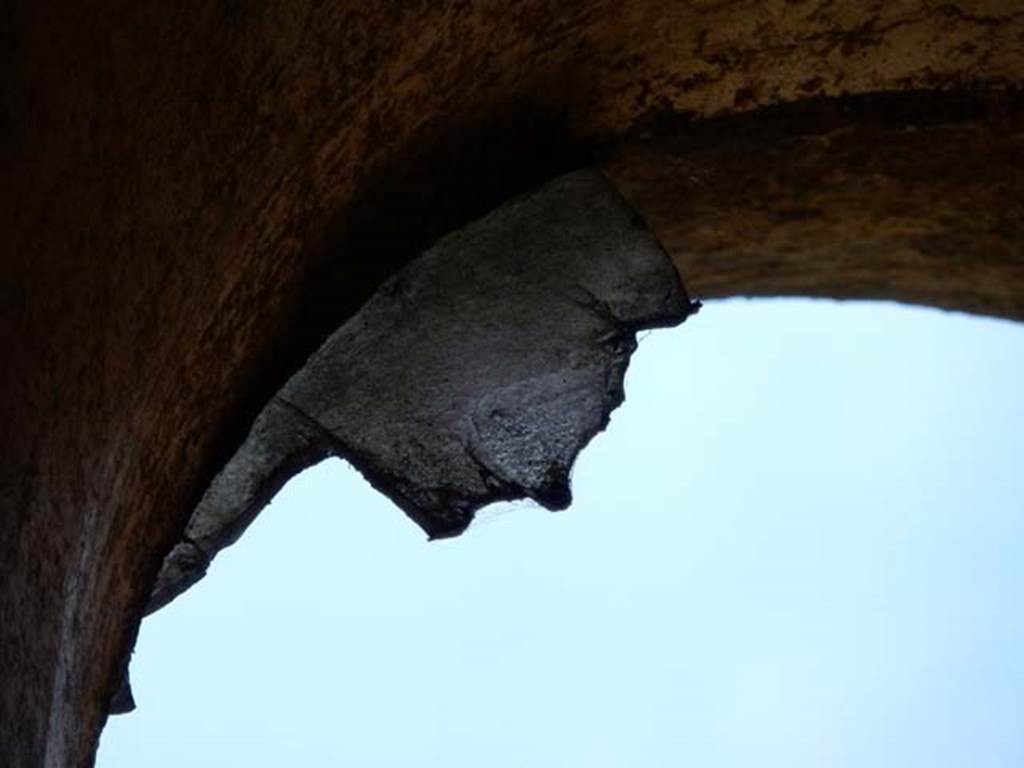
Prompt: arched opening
<box><xmin>99</xmin><ymin>299</ymin><xmax>1024</xmax><ymax>766</ymax></box>
<box><xmin>6</xmin><ymin>81</ymin><xmax>1023</xmax><ymax>767</ymax></box>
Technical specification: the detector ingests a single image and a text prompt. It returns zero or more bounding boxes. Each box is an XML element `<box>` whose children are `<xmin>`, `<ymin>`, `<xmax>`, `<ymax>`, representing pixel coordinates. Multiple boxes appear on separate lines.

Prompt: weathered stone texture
<box><xmin>2</xmin><ymin>2</ymin><xmax>1023</xmax><ymax>766</ymax></box>
<box><xmin>605</xmin><ymin>92</ymin><xmax>1024</xmax><ymax>319</ymax></box>
<box><xmin>145</xmin><ymin>170</ymin><xmax>694</xmax><ymax>621</ymax></box>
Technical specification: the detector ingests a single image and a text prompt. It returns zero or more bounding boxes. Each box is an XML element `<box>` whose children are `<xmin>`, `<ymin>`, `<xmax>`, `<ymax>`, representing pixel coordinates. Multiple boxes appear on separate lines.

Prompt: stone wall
<box><xmin>2</xmin><ymin>3</ymin><xmax>1022</xmax><ymax>765</ymax></box>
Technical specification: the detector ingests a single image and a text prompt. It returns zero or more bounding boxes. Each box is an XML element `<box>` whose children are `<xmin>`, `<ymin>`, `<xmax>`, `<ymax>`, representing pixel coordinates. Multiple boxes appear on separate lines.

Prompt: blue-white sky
<box><xmin>99</xmin><ymin>298</ymin><xmax>1024</xmax><ymax>767</ymax></box>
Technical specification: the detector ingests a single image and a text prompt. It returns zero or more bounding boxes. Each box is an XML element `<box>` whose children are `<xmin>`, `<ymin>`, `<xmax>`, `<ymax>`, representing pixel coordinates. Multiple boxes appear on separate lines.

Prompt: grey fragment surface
<box><xmin>144</xmin><ymin>168</ymin><xmax>698</xmax><ymax>621</ymax></box>
<box><xmin>107</xmin><ymin>661</ymin><xmax>136</xmax><ymax>715</ymax></box>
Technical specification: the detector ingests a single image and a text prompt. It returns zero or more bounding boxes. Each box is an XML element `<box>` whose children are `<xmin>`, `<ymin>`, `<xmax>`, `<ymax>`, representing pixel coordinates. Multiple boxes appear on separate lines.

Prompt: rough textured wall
<box><xmin>142</xmin><ymin>170</ymin><xmax>696</xmax><ymax>627</ymax></box>
<box><xmin>605</xmin><ymin>91</ymin><xmax>1024</xmax><ymax>318</ymax></box>
<box><xmin>2</xmin><ymin>2</ymin><xmax>1023</xmax><ymax>766</ymax></box>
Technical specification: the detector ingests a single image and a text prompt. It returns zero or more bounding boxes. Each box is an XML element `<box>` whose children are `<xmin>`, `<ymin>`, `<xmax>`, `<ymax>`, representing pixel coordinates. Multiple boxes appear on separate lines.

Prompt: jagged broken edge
<box><xmin>115</xmin><ymin>168</ymin><xmax>700</xmax><ymax>712</ymax></box>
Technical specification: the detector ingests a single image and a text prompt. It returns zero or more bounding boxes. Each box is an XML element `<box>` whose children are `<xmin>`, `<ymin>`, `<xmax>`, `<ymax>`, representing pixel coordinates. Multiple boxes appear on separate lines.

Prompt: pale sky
<box><xmin>99</xmin><ymin>298</ymin><xmax>1024</xmax><ymax>767</ymax></box>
